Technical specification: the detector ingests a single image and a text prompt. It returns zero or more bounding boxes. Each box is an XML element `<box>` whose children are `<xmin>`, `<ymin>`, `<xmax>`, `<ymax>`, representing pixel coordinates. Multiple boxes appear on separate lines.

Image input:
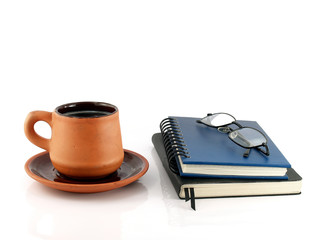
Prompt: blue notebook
<box><xmin>161</xmin><ymin>116</ymin><xmax>291</xmax><ymax>179</ymax></box>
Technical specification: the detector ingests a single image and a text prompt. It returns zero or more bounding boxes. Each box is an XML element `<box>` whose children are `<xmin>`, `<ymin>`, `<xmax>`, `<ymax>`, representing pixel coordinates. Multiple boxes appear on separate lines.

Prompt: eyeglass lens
<box><xmin>202</xmin><ymin>113</ymin><xmax>235</xmax><ymax>127</ymax></box>
<box><xmin>229</xmin><ymin>128</ymin><xmax>267</xmax><ymax>148</ymax></box>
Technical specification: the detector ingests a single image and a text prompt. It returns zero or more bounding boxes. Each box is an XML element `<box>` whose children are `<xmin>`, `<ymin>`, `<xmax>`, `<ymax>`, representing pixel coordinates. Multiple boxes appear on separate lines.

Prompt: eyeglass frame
<box><xmin>197</xmin><ymin>113</ymin><xmax>270</xmax><ymax>158</ymax></box>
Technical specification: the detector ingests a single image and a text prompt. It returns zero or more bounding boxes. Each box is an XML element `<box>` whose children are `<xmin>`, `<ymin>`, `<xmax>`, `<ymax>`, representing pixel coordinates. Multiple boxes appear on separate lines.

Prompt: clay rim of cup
<box><xmin>55</xmin><ymin>101</ymin><xmax>118</xmax><ymax>119</ymax></box>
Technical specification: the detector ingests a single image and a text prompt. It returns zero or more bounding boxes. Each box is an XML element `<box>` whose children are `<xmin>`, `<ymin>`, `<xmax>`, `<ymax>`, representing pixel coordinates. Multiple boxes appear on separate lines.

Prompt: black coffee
<box><xmin>63</xmin><ymin>110</ymin><xmax>111</xmax><ymax>118</ymax></box>
<box><xmin>56</xmin><ymin>102</ymin><xmax>117</xmax><ymax>118</ymax></box>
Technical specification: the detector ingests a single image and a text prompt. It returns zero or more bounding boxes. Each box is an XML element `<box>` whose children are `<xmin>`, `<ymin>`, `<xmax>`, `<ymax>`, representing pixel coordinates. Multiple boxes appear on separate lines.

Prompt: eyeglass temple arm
<box><xmin>243</xmin><ymin>144</ymin><xmax>270</xmax><ymax>158</ymax></box>
<box><xmin>233</xmin><ymin>121</ymin><xmax>243</xmax><ymax>128</ymax></box>
<box><xmin>257</xmin><ymin>143</ymin><xmax>270</xmax><ymax>156</ymax></box>
<box><xmin>243</xmin><ymin>149</ymin><xmax>251</xmax><ymax>158</ymax></box>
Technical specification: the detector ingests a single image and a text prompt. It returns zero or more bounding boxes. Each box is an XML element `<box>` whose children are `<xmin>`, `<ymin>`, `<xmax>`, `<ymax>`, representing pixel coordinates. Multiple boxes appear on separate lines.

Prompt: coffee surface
<box><xmin>62</xmin><ymin>110</ymin><xmax>111</xmax><ymax>118</ymax></box>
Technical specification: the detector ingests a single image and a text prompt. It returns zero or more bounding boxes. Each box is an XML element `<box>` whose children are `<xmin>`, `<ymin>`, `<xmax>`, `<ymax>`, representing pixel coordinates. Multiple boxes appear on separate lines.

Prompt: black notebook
<box><xmin>152</xmin><ymin>133</ymin><xmax>302</xmax><ymax>210</ymax></box>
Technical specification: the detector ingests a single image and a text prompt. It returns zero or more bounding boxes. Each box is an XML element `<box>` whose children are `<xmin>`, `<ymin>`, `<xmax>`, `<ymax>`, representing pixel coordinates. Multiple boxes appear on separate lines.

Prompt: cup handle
<box><xmin>24</xmin><ymin>111</ymin><xmax>52</xmax><ymax>151</ymax></box>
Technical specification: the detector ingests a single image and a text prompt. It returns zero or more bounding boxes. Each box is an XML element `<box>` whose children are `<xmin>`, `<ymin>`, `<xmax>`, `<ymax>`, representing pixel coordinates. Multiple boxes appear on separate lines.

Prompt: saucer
<box><xmin>25</xmin><ymin>149</ymin><xmax>149</xmax><ymax>193</ymax></box>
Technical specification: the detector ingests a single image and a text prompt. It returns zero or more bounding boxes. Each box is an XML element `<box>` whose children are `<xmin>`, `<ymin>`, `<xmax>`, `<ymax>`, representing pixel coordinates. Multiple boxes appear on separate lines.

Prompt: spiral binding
<box><xmin>160</xmin><ymin>118</ymin><xmax>190</xmax><ymax>174</ymax></box>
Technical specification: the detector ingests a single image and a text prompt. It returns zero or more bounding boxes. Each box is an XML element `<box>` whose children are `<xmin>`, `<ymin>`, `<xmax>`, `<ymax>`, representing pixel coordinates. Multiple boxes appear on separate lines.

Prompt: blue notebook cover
<box><xmin>170</xmin><ymin>116</ymin><xmax>291</xmax><ymax>179</ymax></box>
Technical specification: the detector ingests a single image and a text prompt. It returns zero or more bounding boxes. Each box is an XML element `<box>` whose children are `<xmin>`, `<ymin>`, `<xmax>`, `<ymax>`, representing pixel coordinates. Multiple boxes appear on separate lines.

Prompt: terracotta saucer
<box><xmin>25</xmin><ymin>149</ymin><xmax>149</xmax><ymax>193</ymax></box>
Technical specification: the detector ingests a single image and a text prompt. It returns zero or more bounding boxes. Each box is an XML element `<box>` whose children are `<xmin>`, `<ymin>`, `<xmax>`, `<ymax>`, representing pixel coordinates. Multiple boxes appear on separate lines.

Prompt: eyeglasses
<box><xmin>197</xmin><ymin>113</ymin><xmax>270</xmax><ymax>158</ymax></box>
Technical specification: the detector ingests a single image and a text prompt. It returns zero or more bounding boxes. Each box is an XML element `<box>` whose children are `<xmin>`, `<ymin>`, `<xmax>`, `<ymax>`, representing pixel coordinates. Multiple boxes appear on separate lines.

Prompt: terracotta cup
<box><xmin>24</xmin><ymin>102</ymin><xmax>124</xmax><ymax>179</ymax></box>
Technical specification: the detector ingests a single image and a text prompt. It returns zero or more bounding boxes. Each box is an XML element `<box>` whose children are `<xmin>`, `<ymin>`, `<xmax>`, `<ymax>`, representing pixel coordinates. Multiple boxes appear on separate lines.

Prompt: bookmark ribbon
<box><xmin>184</xmin><ymin>188</ymin><xmax>196</xmax><ymax>210</ymax></box>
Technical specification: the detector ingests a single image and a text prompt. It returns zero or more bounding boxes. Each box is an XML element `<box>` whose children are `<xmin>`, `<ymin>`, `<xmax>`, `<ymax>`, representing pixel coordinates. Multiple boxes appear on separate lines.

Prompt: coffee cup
<box><xmin>24</xmin><ymin>102</ymin><xmax>124</xmax><ymax>179</ymax></box>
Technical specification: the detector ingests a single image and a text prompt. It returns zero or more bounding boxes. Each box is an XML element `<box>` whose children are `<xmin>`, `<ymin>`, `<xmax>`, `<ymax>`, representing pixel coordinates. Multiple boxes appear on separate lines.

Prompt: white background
<box><xmin>1</xmin><ymin>0</ymin><xmax>319</xmax><ymax>239</ymax></box>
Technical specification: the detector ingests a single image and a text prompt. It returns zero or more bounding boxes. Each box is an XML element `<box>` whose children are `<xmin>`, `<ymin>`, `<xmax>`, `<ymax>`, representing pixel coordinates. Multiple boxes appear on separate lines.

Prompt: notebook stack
<box><xmin>152</xmin><ymin>116</ymin><xmax>302</xmax><ymax>210</ymax></box>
